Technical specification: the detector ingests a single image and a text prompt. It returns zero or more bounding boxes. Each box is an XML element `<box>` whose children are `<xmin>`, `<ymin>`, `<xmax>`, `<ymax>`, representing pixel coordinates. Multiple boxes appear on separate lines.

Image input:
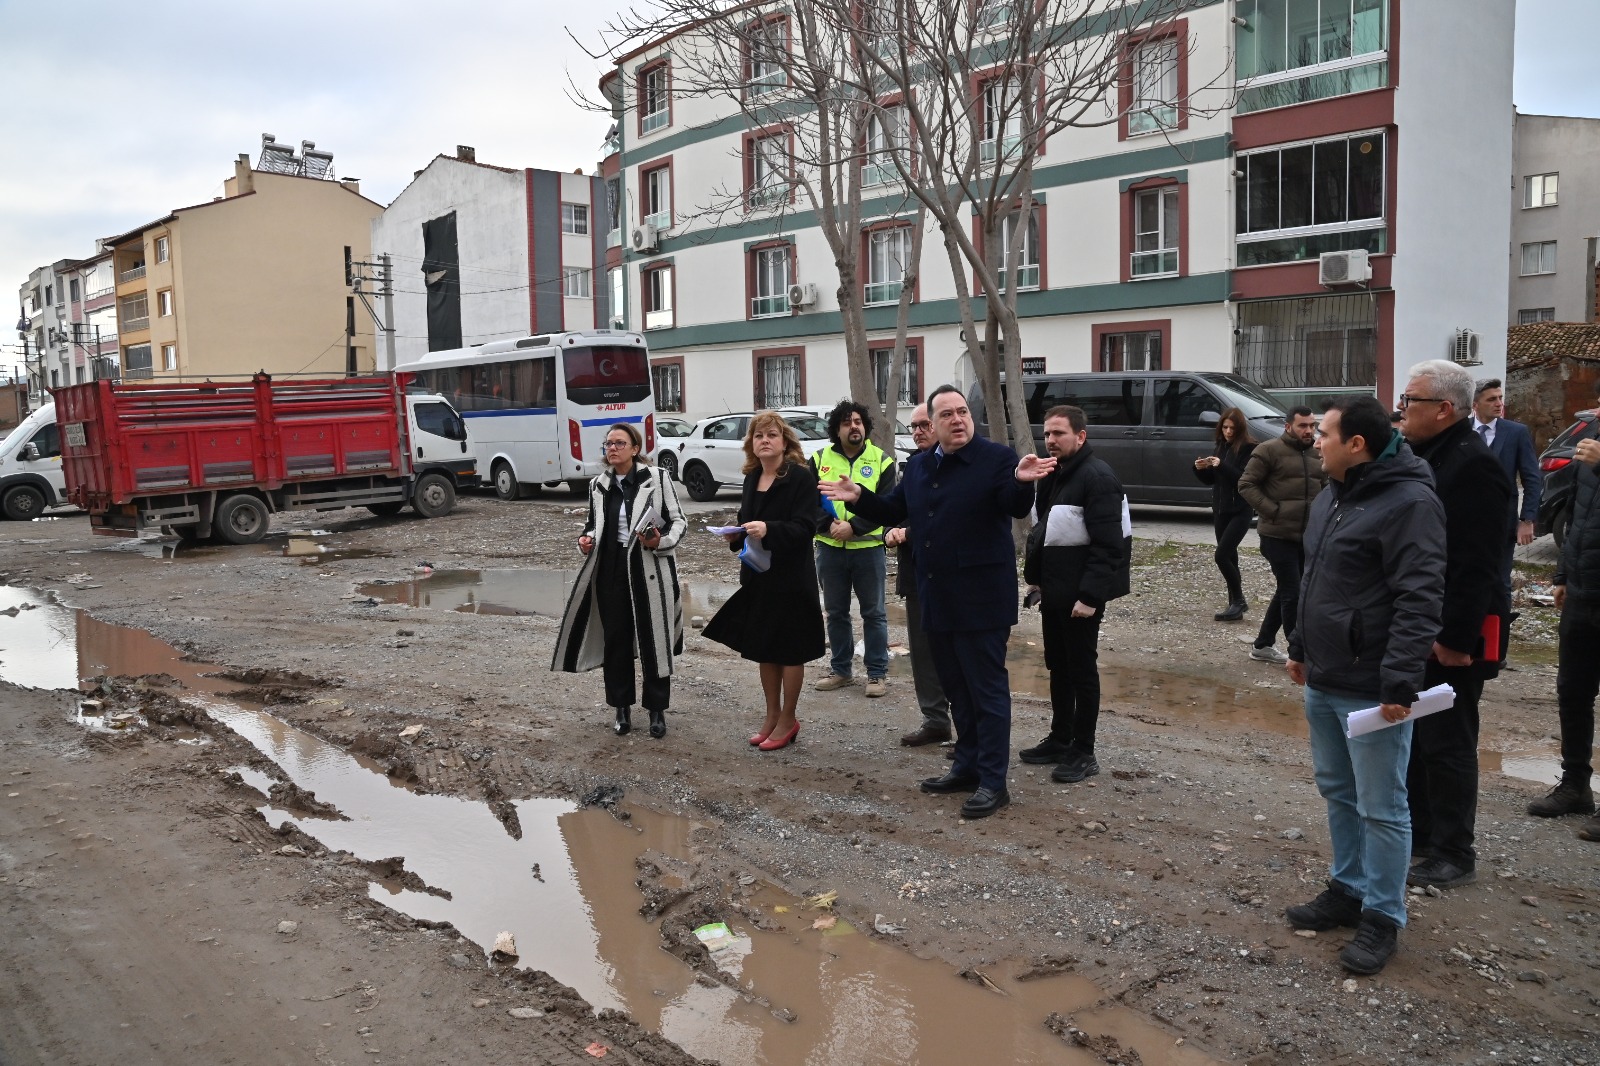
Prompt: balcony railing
<box><xmin>118</xmin><ymin>265</ymin><xmax>146</xmax><ymax>284</ymax></box>
<box><xmin>121</xmin><ymin>316</ymin><xmax>149</xmax><ymax>332</ymax></box>
<box><xmin>863</xmin><ymin>280</ymin><xmax>903</xmax><ymax>306</ymax></box>
<box><xmin>751</xmin><ymin>294</ymin><xmax>789</xmax><ymax>318</ymax></box>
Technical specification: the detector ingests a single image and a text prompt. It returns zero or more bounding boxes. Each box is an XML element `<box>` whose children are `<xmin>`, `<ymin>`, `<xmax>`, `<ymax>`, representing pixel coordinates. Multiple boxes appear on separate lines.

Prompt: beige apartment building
<box><xmin>105</xmin><ymin>141</ymin><xmax>383</xmax><ymax>381</ymax></box>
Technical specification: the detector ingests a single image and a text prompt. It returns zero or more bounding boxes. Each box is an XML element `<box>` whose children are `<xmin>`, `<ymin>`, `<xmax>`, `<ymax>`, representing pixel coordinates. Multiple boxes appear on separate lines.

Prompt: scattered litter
<box><xmin>812</xmin><ymin>915</ymin><xmax>837</xmax><ymax>931</ymax></box>
<box><xmin>399</xmin><ymin>725</ymin><xmax>425</xmax><ymax>739</ymax></box>
<box><xmin>805</xmin><ymin>890</ymin><xmax>838</xmax><ymax>910</ymax></box>
<box><xmin>737</xmin><ymin>874</ymin><xmax>757</xmax><ymax>886</ymax></box>
<box><xmin>491</xmin><ymin>931</ymin><xmax>518</xmax><ymax>961</ymax></box>
<box><xmin>873</xmin><ymin>914</ymin><xmax>906</xmax><ymax>935</ymax></box>
<box><xmin>1294</xmin><ymin>929</ymin><xmax>1317</xmax><ymax>938</ymax></box>
<box><xmin>956</xmin><ymin>968</ymin><xmax>1007</xmax><ymax>995</ymax></box>
<box><xmin>278</xmin><ymin>844</ymin><xmax>307</xmax><ymax>857</ymax></box>
<box><xmin>1279</xmin><ymin>827</ymin><xmax>1305</xmax><ymax>840</ymax></box>
<box><xmin>507</xmin><ymin>1007</ymin><xmax>545</xmax><ymax>1019</ymax></box>
<box><xmin>693</xmin><ymin>922</ymin><xmax>739</xmax><ymax>952</ymax></box>
<box><xmin>584</xmin><ymin>1043</ymin><xmax>609</xmax><ymax>1058</ymax></box>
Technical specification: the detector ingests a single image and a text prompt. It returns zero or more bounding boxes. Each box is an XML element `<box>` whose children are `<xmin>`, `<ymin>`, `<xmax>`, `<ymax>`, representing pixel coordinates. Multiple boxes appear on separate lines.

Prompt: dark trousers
<box><xmin>1255</xmin><ymin>535</ymin><xmax>1304</xmax><ymax>649</ymax></box>
<box><xmin>596</xmin><ymin>552</ymin><xmax>669</xmax><ymax>712</ymax></box>
<box><xmin>1042</xmin><ymin>608</ymin><xmax>1103</xmax><ymax>753</ymax></box>
<box><xmin>903</xmin><ymin>579</ymin><xmax>951</xmax><ymax>731</ymax></box>
<box><xmin>928</xmin><ymin>627</ymin><xmax>1011</xmax><ymax>792</ymax></box>
<box><xmin>1213</xmin><ymin>508</ymin><xmax>1252</xmax><ymax>604</ymax></box>
<box><xmin>1556</xmin><ymin>597</ymin><xmax>1600</xmax><ymax>786</ymax></box>
<box><xmin>1408</xmin><ymin>663</ymin><xmax>1485</xmax><ymax>866</ymax></box>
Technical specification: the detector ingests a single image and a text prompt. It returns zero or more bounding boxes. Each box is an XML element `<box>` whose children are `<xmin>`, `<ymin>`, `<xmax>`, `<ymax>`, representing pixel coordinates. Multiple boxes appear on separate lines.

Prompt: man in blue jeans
<box><xmin>1285</xmin><ymin>395</ymin><xmax>1446</xmax><ymax>975</ymax></box>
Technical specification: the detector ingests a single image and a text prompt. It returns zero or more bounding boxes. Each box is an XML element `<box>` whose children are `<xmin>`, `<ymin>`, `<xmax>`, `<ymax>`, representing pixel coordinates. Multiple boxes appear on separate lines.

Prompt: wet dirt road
<box><xmin>1</xmin><ymin>494</ymin><xmax>1596</xmax><ymax>1065</ymax></box>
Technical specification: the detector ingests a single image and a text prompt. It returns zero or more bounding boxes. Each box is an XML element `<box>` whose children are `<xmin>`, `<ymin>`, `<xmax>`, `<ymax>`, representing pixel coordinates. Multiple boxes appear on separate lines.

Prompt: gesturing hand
<box><xmin>820</xmin><ymin>476</ymin><xmax>860</xmax><ymax>503</ymax></box>
<box><xmin>1015</xmin><ymin>453</ymin><xmax>1057</xmax><ymax>481</ymax></box>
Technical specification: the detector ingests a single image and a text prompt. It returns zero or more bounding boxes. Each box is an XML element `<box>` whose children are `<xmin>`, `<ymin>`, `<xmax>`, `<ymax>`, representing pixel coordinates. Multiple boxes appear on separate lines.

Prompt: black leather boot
<box><xmin>648</xmin><ymin>709</ymin><xmax>666</xmax><ymax>738</ymax></box>
<box><xmin>1215</xmin><ymin>600</ymin><xmax>1247</xmax><ymax>622</ymax></box>
<box><xmin>614</xmin><ymin>706</ymin><xmax>632</xmax><ymax>736</ymax></box>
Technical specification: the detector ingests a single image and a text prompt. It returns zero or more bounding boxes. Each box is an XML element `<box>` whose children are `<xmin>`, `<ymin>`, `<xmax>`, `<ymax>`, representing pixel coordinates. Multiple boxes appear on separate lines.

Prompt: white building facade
<box><xmin>371</xmin><ymin>148</ymin><xmax>611</xmax><ymax>368</ymax></box>
<box><xmin>601</xmin><ymin>0</ymin><xmax>1513</xmax><ymax>418</ymax></box>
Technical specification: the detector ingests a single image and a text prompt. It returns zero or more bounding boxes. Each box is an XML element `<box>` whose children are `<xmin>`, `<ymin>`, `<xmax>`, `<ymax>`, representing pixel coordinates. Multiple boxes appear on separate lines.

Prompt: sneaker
<box><xmin>1339</xmin><ymin>911</ymin><xmax>1400</xmax><ymax>975</ymax></box>
<box><xmin>1406</xmin><ymin>856</ymin><xmax>1476</xmax><ymax>889</ymax></box>
<box><xmin>864</xmin><ymin>677</ymin><xmax>888</xmax><ymax>698</ymax></box>
<box><xmin>1250</xmin><ymin>644</ymin><xmax>1289</xmax><ymax>664</ymax></box>
<box><xmin>1018</xmin><ymin>737</ymin><xmax>1073</xmax><ymax>765</ymax></box>
<box><xmin>1526</xmin><ymin>780</ymin><xmax>1596</xmax><ymax>817</ymax></box>
<box><xmin>1050</xmin><ymin>750</ymin><xmax>1100</xmax><ymax>783</ymax></box>
<box><xmin>1285</xmin><ymin>883</ymin><xmax>1363</xmax><ymax>931</ymax></box>
<box><xmin>813</xmin><ymin>674</ymin><xmax>853</xmax><ymax>692</ymax></box>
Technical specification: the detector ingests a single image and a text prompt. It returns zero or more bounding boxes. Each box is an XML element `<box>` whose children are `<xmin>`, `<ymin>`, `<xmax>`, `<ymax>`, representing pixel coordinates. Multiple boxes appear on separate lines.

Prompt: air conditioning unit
<box><xmin>1319</xmin><ymin>249</ymin><xmax>1372</xmax><ymax>286</ymax></box>
<box><xmin>787</xmin><ymin>282</ymin><xmax>818</xmax><ymax>309</ymax></box>
<box><xmin>631</xmin><ymin>224</ymin><xmax>660</xmax><ymax>254</ymax></box>
<box><xmin>1449</xmin><ymin>328</ymin><xmax>1482</xmax><ymax>366</ymax></box>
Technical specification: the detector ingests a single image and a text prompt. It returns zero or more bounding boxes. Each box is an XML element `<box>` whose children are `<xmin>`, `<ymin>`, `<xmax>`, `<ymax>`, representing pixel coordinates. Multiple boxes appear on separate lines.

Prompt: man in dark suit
<box><xmin>1399</xmin><ymin>360</ymin><xmax>1515</xmax><ymax>890</ymax></box>
<box><xmin>1472</xmin><ymin>378</ymin><xmax>1542</xmax><ymax>588</ymax></box>
<box><xmin>822</xmin><ymin>384</ymin><xmax>1055</xmax><ymax>818</ymax></box>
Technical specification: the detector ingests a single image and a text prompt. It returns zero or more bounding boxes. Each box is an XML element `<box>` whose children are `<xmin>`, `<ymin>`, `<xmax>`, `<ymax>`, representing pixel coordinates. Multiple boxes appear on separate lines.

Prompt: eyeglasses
<box><xmin>602</xmin><ymin>440</ymin><xmax>633</xmax><ymax>449</ymax></box>
<box><xmin>1397</xmin><ymin>395</ymin><xmax>1450</xmax><ymax>411</ymax></box>
<box><xmin>908</xmin><ymin>421</ymin><xmax>932</xmax><ymax>431</ymax></box>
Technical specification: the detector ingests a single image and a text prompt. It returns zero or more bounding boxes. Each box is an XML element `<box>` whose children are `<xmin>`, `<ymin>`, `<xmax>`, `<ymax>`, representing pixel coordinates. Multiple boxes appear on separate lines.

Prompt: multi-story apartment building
<box><xmin>16</xmin><ymin>264</ymin><xmax>66</xmax><ymax>400</ymax></box>
<box><xmin>370</xmin><ymin>146</ymin><xmax>612</xmax><ymax>368</ymax></box>
<box><xmin>1510</xmin><ymin>112</ymin><xmax>1600</xmax><ymax>326</ymax></box>
<box><xmin>600</xmin><ymin>0</ymin><xmax>1513</xmax><ymax>417</ymax></box>
<box><xmin>16</xmin><ymin>248</ymin><xmax>119</xmax><ymax>400</ymax></box>
<box><xmin>102</xmin><ymin>137</ymin><xmax>383</xmax><ymax>381</ymax></box>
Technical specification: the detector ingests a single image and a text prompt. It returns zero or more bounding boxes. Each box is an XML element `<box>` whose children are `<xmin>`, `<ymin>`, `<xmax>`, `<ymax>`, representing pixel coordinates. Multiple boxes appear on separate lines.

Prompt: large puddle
<box><xmin>357</xmin><ymin>569</ymin><xmax>1578</xmax><ymax>785</ymax></box>
<box><xmin>0</xmin><ymin>583</ymin><xmax>1217</xmax><ymax>1065</ymax></box>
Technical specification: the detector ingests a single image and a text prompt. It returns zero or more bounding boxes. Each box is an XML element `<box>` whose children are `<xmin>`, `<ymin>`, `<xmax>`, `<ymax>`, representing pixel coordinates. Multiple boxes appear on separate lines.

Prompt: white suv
<box><xmin>672</xmin><ymin>412</ymin><xmax>830</xmax><ymax>501</ymax></box>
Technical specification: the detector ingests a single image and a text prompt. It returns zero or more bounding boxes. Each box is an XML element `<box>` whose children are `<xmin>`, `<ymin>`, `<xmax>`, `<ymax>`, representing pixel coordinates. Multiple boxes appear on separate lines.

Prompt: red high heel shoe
<box><xmin>757</xmin><ymin>721</ymin><xmax>800</xmax><ymax>751</ymax></box>
<box><xmin>749</xmin><ymin>728</ymin><xmax>772</xmax><ymax>746</ymax></box>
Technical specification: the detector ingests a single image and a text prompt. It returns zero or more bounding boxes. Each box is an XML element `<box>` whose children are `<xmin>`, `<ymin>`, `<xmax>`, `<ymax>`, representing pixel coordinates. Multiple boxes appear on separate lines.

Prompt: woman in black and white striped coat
<box><xmin>551</xmin><ymin>422</ymin><xmax>687</xmax><ymax>738</ymax></box>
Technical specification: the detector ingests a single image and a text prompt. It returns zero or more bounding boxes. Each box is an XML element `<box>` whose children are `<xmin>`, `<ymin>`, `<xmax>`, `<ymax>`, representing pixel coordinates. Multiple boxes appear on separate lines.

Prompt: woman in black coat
<box><xmin>1193</xmin><ymin>407</ymin><xmax>1257</xmax><ymax>622</ymax></box>
<box><xmin>702</xmin><ymin>411</ymin><xmax>826</xmax><ymax>750</ymax></box>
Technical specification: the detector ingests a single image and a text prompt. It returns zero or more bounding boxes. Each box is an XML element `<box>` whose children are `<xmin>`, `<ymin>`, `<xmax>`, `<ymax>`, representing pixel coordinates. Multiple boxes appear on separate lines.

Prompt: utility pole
<box><xmin>380</xmin><ymin>253</ymin><xmax>395</xmax><ymax>371</ymax></box>
<box><xmin>348</xmin><ymin>251</ymin><xmax>396</xmax><ymax>371</ymax></box>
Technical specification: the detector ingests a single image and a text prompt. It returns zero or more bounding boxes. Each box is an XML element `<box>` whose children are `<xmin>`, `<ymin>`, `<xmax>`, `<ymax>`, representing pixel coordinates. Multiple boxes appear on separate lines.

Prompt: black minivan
<box><xmin>969</xmin><ymin>371</ymin><xmax>1290</xmax><ymax>507</ymax></box>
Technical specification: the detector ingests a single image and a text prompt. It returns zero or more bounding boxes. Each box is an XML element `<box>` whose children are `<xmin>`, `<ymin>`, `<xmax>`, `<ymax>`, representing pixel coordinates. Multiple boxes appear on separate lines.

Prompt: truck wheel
<box><xmin>214</xmin><ymin>494</ymin><xmax>270</xmax><ymax>545</ymax></box>
<box><xmin>413</xmin><ymin>473</ymin><xmax>456</xmax><ymax>518</ymax></box>
<box><xmin>2</xmin><ymin>484</ymin><xmax>46</xmax><ymax>521</ymax></box>
<box><xmin>682</xmin><ymin>462</ymin><xmax>720</xmax><ymax>502</ymax></box>
<box><xmin>566</xmin><ymin>479</ymin><xmax>588</xmax><ymax>497</ymax></box>
<box><xmin>1553</xmin><ymin>505</ymin><xmax>1571</xmax><ymax>550</ymax></box>
<box><xmin>365</xmin><ymin>502</ymin><xmax>405</xmax><ymax>517</ymax></box>
<box><xmin>493</xmin><ymin>461</ymin><xmax>523</xmax><ymax>501</ymax></box>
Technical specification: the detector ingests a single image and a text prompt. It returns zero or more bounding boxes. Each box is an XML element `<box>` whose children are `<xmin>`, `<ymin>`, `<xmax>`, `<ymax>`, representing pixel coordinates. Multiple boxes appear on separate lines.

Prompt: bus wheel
<box><xmin>493</xmin><ymin>461</ymin><xmax>523</xmax><ymax>501</ymax></box>
<box><xmin>2</xmin><ymin>484</ymin><xmax>46</xmax><ymax>521</ymax></box>
<box><xmin>214</xmin><ymin>494</ymin><xmax>270</xmax><ymax>545</ymax></box>
<box><xmin>682</xmin><ymin>462</ymin><xmax>720</xmax><ymax>502</ymax></box>
<box><xmin>413</xmin><ymin>473</ymin><xmax>457</xmax><ymax>518</ymax></box>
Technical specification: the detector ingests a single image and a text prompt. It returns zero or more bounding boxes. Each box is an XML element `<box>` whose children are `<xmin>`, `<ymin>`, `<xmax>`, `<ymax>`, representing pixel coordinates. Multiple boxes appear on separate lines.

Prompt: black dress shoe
<box><xmin>919</xmin><ymin>771</ymin><xmax>980</xmax><ymax>794</ymax></box>
<box><xmin>648</xmin><ymin>709</ymin><xmax>666</xmax><ymax>739</ymax></box>
<box><xmin>961</xmin><ymin>787</ymin><xmax>1010</xmax><ymax>819</ymax></box>
<box><xmin>613</xmin><ymin>706</ymin><xmax>632</xmax><ymax>736</ymax></box>
<box><xmin>1214</xmin><ymin>601</ymin><xmax>1247</xmax><ymax>622</ymax></box>
<box><xmin>900</xmin><ymin>725</ymin><xmax>953</xmax><ymax>747</ymax></box>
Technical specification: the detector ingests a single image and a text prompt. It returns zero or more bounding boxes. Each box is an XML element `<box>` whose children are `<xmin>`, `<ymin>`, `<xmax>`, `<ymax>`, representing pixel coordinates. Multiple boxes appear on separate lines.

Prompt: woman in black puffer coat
<box><xmin>1194</xmin><ymin>407</ymin><xmax>1257</xmax><ymax>622</ymax></box>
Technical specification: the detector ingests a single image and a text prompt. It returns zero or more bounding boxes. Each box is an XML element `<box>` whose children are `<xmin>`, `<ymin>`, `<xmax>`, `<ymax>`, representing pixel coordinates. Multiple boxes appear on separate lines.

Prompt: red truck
<box><xmin>56</xmin><ymin>373</ymin><xmax>477</xmax><ymax>543</ymax></box>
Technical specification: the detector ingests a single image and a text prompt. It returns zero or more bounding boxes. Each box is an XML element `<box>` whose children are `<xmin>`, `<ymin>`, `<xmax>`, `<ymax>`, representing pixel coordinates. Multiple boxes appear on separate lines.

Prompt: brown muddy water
<box><xmin>357</xmin><ymin>570</ymin><xmax>1578</xmax><ymax>786</ymax></box>
<box><xmin>0</xmin><ymin>582</ymin><xmax>1218</xmax><ymax>1065</ymax></box>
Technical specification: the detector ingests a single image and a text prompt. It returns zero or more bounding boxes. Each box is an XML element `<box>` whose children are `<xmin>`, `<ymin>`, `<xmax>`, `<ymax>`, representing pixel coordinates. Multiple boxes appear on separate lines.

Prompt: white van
<box><xmin>0</xmin><ymin>404</ymin><xmax>66</xmax><ymax>520</ymax></box>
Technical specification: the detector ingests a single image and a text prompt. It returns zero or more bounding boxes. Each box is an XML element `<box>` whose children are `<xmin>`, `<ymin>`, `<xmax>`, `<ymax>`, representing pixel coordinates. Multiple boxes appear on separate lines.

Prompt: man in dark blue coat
<box><xmin>1471</xmin><ymin>378</ymin><xmax>1542</xmax><ymax>590</ymax></box>
<box><xmin>823</xmin><ymin>385</ymin><xmax>1055</xmax><ymax>818</ymax></box>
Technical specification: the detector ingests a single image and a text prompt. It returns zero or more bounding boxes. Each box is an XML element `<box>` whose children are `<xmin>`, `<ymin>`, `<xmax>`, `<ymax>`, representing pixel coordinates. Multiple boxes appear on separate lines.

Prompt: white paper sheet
<box><xmin>1344</xmin><ymin>683</ymin><xmax>1456</xmax><ymax>738</ymax></box>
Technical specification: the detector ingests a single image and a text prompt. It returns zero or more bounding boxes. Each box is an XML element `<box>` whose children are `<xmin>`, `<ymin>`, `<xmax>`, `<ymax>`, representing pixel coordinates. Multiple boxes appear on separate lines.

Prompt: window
<box><xmin>863</xmin><ymin>105</ymin><xmax>907</xmax><ymax>187</ymax></box>
<box><xmin>609</xmin><ymin>266</ymin><xmax>626</xmax><ymax>327</ymax></box>
<box><xmin>639</xmin><ymin>62</ymin><xmax>670</xmax><ymax>134</ymax></box>
<box><xmin>1235</xmin><ymin>0</ymin><xmax>1389</xmax><ymax>114</ymax></box>
<box><xmin>1152</xmin><ymin>378</ymin><xmax>1222</xmax><ymax>427</ymax></box>
<box><xmin>562</xmin><ymin>267</ymin><xmax>592</xmax><ymax>298</ymax></box>
<box><xmin>642</xmin><ymin>164</ymin><xmax>671</xmax><ymax>231</ymax></box>
<box><xmin>69</xmin><ymin>279</ymin><xmax>80</xmax><ymax>303</ymax></box>
<box><xmin>857</xmin><ymin>1</ymin><xmax>893</xmax><ymax>51</ymax></box>
<box><xmin>1524</xmin><ymin>173</ymin><xmax>1558</xmax><ymax>209</ymax></box>
<box><xmin>1236</xmin><ymin>130</ymin><xmax>1386</xmax><ymax>266</ymax></box>
<box><xmin>1234</xmin><ymin>294</ymin><xmax>1377</xmax><ymax>390</ymax></box>
<box><xmin>561</xmin><ymin>204</ymin><xmax>590</xmax><ymax>235</ymax></box>
<box><xmin>865</xmin><ymin>226</ymin><xmax>911</xmax><ymax>305</ymax></box>
<box><xmin>1129</xmin><ymin>37</ymin><xmax>1179</xmax><ymax>135</ymax></box>
<box><xmin>50</xmin><ymin>369</ymin><xmax>59</xmax><ymax>389</ymax></box>
<box><xmin>871</xmin><ymin>343</ymin><xmax>920</xmax><ymax>406</ymax></box>
<box><xmin>162</xmin><ymin>343</ymin><xmax>177</xmax><ymax>370</ymax></box>
<box><xmin>747</xmin><ymin>17</ymin><xmax>787</xmax><ymax>96</ymax></box>
<box><xmin>975</xmin><ymin>0</ymin><xmax>1014</xmax><ymax>30</ymax></box>
<box><xmin>980</xmin><ymin>76</ymin><xmax>1024</xmax><ymax>162</ymax></box>
<box><xmin>124</xmin><ymin>343</ymin><xmax>153</xmax><ymax>379</ymax></box>
<box><xmin>1517</xmin><ymin>308</ymin><xmax>1556</xmax><ymax>325</ymax></box>
<box><xmin>45</xmin><ymin>285</ymin><xmax>54</xmax><ymax>306</ymax></box>
<box><xmin>751</xmin><ymin>245</ymin><xmax>791</xmax><ymax>317</ymax></box>
<box><xmin>76</xmin><ymin>366</ymin><xmax>85</xmax><ymax>384</ymax></box>
<box><xmin>155</xmin><ymin>236</ymin><xmax>169</xmax><ymax>263</ymax></box>
<box><xmin>605</xmin><ymin>178</ymin><xmax>622</xmax><ymax>244</ymax></box>
<box><xmin>417</xmin><ymin>357</ymin><xmax>558</xmax><ymax>413</ymax></box>
<box><xmin>642</xmin><ymin>263</ymin><xmax>674</xmax><ymax>330</ymax></box>
<box><xmin>652</xmin><ymin>363</ymin><xmax>684</xmax><ymax>411</ymax></box>
<box><xmin>119</xmin><ymin>293</ymin><xmax>149</xmax><ymax>332</ymax></box>
<box><xmin>1520</xmin><ymin>241</ymin><xmax>1557</xmax><ymax>276</ymax></box>
<box><xmin>755</xmin><ymin>352</ymin><xmax>802</xmax><ymax>408</ymax></box>
<box><xmin>1099</xmin><ymin>331</ymin><xmax>1163</xmax><ymax>372</ymax></box>
<box><xmin>1133</xmin><ymin>186</ymin><xmax>1180</xmax><ymax>277</ymax></box>
<box><xmin>998</xmin><ymin>212</ymin><xmax>1040</xmax><ymax>291</ymax></box>
<box><xmin>704</xmin><ymin>416</ymin><xmax>746</xmax><ymax>441</ymax></box>
<box><xmin>158</xmin><ymin>289</ymin><xmax>173</xmax><ymax>316</ymax></box>
<box><xmin>747</xmin><ymin>132</ymin><xmax>790</xmax><ymax>207</ymax></box>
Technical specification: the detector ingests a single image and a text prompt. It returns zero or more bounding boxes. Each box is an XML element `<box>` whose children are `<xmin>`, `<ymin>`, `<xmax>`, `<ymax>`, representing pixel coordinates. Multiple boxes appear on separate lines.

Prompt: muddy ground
<box><xmin>0</xmin><ymin>491</ymin><xmax>1596</xmax><ymax>1066</ymax></box>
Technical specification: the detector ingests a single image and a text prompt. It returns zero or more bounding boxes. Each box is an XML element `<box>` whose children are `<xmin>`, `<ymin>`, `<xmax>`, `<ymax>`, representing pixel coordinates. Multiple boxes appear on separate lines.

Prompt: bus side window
<box><xmin>531</xmin><ymin>357</ymin><xmax>556</xmax><ymax>408</ymax></box>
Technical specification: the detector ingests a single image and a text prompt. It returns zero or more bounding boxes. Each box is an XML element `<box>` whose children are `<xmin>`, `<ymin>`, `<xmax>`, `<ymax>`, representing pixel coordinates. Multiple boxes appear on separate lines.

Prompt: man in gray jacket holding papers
<box><xmin>1284</xmin><ymin>395</ymin><xmax>1446</xmax><ymax>976</ymax></box>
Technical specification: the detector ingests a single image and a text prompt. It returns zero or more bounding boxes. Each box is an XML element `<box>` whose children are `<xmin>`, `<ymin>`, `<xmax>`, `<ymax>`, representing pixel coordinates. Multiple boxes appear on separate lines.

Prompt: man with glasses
<box><xmin>1238</xmin><ymin>407</ymin><xmax>1326</xmax><ymax>665</ymax></box>
<box><xmin>1397</xmin><ymin>360</ymin><xmax>1514</xmax><ymax>891</ymax></box>
<box><xmin>885</xmin><ymin>403</ymin><xmax>953</xmax><ymax>747</ymax></box>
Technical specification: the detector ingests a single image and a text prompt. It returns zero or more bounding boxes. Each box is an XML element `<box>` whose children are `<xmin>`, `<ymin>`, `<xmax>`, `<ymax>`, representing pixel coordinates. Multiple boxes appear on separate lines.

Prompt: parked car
<box><xmin>777</xmin><ymin>404</ymin><xmax>917</xmax><ymax>457</ymax></box>
<box><xmin>968</xmin><ymin>371</ymin><xmax>1289</xmax><ymax>507</ymax></box>
<box><xmin>653</xmin><ymin>415</ymin><xmax>694</xmax><ymax>476</ymax></box>
<box><xmin>1534</xmin><ymin>411</ymin><xmax>1599</xmax><ymax>549</ymax></box>
<box><xmin>672</xmin><ymin>412</ymin><xmax>831</xmax><ymax>501</ymax></box>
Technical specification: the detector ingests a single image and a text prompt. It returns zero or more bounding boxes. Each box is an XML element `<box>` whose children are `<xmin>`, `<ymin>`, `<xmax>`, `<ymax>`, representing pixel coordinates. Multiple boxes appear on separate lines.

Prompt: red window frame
<box><xmin>751</xmin><ymin>345</ymin><xmax>807</xmax><ymax>409</ymax></box>
<box><xmin>650</xmin><ymin>355</ymin><xmax>686</xmax><ymax>412</ymax></box>
<box><xmin>1090</xmin><ymin>319</ymin><xmax>1171</xmax><ymax>372</ymax></box>
<box><xmin>1118</xmin><ymin>19</ymin><xmax>1189</xmax><ymax>141</ymax></box>
<box><xmin>860</xmin><ymin>220</ymin><xmax>920</xmax><ymax>306</ymax></box>
<box><xmin>743</xmin><ymin>123</ymin><xmax>796</xmax><ymax>209</ymax></box>
<box><xmin>971</xmin><ymin>202</ymin><xmax>1048</xmax><ymax>293</ymax></box>
<box><xmin>1120</xmin><ymin>176</ymin><xmax>1188</xmax><ymax>283</ymax></box>
<box><xmin>640</xmin><ymin>260</ymin><xmax>676</xmax><ymax>330</ymax></box>
<box><xmin>867</xmin><ymin>334</ymin><xmax>926</xmax><ymax>406</ymax></box>
<box><xmin>741</xmin><ymin>13</ymin><xmax>790</xmax><ymax>99</ymax></box>
<box><xmin>745</xmin><ymin>239</ymin><xmax>797</xmax><ymax>321</ymax></box>
<box><xmin>638</xmin><ymin>156</ymin><xmax>675</xmax><ymax>230</ymax></box>
<box><xmin>636</xmin><ymin>58</ymin><xmax>673</xmax><ymax>138</ymax></box>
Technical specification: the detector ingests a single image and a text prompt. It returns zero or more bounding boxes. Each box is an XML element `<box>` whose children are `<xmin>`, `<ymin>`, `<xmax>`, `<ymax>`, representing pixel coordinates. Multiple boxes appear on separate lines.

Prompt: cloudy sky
<box><xmin>2</xmin><ymin>0</ymin><xmax>1595</xmax><ymax>364</ymax></box>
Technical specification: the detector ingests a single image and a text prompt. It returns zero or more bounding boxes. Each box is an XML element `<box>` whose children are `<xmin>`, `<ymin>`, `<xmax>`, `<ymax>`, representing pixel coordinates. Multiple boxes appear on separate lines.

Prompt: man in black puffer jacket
<box><xmin>1019</xmin><ymin>405</ymin><xmax>1132</xmax><ymax>785</ymax></box>
<box><xmin>1529</xmin><ymin>431</ymin><xmax>1600</xmax><ymax>841</ymax></box>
